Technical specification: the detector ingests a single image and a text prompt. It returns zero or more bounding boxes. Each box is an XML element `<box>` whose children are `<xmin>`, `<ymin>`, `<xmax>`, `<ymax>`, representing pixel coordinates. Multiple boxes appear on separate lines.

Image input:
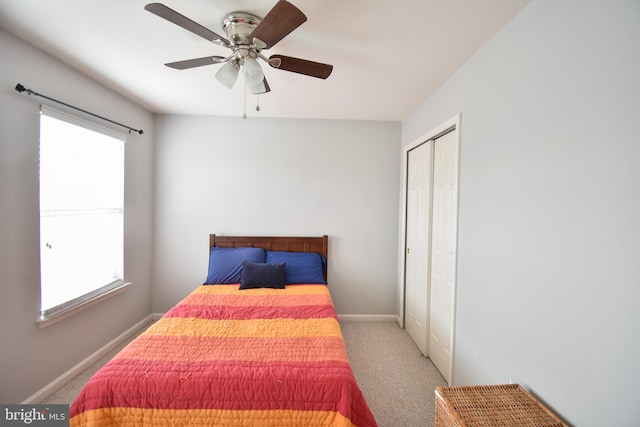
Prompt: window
<box><xmin>39</xmin><ymin>106</ymin><xmax>127</xmax><ymax>322</ymax></box>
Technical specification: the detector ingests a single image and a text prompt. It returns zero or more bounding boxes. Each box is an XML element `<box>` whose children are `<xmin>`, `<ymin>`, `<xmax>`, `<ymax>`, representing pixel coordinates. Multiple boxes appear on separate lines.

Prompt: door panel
<box><xmin>429</xmin><ymin>130</ymin><xmax>459</xmax><ymax>383</ymax></box>
<box><xmin>404</xmin><ymin>142</ymin><xmax>431</xmax><ymax>355</ymax></box>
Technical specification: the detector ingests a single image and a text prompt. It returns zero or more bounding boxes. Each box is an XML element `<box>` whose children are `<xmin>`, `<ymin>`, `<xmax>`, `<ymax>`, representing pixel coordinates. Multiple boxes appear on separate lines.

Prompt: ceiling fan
<box><xmin>144</xmin><ymin>1</ymin><xmax>333</xmax><ymax>95</ymax></box>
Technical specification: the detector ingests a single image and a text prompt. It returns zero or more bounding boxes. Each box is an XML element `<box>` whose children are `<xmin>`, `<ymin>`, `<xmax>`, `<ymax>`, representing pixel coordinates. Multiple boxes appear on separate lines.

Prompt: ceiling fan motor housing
<box><xmin>222</xmin><ymin>13</ymin><xmax>261</xmax><ymax>46</ymax></box>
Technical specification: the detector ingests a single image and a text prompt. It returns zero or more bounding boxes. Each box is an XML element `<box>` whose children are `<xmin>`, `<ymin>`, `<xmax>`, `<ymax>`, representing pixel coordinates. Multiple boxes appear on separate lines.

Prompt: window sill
<box><xmin>37</xmin><ymin>282</ymin><xmax>132</xmax><ymax>329</ymax></box>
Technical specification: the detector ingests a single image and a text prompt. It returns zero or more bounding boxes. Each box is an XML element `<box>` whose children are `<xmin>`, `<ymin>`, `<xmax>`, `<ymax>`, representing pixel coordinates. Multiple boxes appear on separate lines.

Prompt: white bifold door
<box><xmin>403</xmin><ymin>125</ymin><xmax>459</xmax><ymax>384</ymax></box>
<box><xmin>405</xmin><ymin>142</ymin><xmax>432</xmax><ymax>356</ymax></box>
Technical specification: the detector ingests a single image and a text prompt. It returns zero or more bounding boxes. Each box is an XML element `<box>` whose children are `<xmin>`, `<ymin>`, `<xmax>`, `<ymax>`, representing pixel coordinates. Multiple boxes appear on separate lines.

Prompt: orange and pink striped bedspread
<box><xmin>69</xmin><ymin>284</ymin><xmax>377</xmax><ymax>426</ymax></box>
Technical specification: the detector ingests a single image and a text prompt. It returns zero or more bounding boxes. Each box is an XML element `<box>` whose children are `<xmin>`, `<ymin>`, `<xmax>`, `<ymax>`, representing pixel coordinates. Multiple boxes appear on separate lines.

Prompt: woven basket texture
<box><xmin>434</xmin><ymin>384</ymin><xmax>567</xmax><ymax>427</ymax></box>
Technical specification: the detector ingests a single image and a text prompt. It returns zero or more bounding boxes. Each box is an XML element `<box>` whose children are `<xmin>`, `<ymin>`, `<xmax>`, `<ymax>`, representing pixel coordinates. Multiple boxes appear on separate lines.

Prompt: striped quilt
<box><xmin>69</xmin><ymin>284</ymin><xmax>377</xmax><ymax>426</ymax></box>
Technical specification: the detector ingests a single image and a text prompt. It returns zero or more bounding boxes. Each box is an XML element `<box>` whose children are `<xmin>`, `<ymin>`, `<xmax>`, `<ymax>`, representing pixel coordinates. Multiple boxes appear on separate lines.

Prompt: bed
<box><xmin>69</xmin><ymin>235</ymin><xmax>377</xmax><ymax>427</ymax></box>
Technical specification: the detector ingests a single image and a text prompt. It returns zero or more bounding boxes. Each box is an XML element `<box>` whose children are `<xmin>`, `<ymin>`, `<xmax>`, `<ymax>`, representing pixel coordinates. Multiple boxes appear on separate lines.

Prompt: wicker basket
<box><xmin>434</xmin><ymin>384</ymin><xmax>567</xmax><ymax>427</ymax></box>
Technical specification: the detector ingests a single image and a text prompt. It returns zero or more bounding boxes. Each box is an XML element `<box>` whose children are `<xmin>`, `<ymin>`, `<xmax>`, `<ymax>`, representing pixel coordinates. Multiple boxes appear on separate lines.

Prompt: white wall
<box><xmin>0</xmin><ymin>29</ymin><xmax>154</xmax><ymax>403</ymax></box>
<box><xmin>401</xmin><ymin>1</ymin><xmax>640</xmax><ymax>426</ymax></box>
<box><xmin>152</xmin><ymin>115</ymin><xmax>400</xmax><ymax>316</ymax></box>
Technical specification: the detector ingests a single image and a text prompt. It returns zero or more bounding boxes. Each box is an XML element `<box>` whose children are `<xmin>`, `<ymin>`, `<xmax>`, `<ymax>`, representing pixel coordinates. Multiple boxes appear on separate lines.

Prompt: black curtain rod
<box><xmin>15</xmin><ymin>83</ymin><xmax>143</xmax><ymax>135</ymax></box>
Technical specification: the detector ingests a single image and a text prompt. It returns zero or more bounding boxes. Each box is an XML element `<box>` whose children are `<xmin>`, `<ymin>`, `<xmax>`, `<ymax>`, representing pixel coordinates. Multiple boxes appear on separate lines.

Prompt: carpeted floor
<box><xmin>341</xmin><ymin>321</ymin><xmax>447</xmax><ymax>427</ymax></box>
<box><xmin>43</xmin><ymin>320</ymin><xmax>446</xmax><ymax>427</ymax></box>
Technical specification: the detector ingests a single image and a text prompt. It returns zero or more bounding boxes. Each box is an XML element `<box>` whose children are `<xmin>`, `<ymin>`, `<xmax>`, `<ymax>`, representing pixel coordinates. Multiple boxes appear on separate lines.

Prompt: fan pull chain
<box><xmin>256</xmin><ymin>95</ymin><xmax>261</xmax><ymax>112</ymax></box>
<box><xmin>242</xmin><ymin>79</ymin><xmax>247</xmax><ymax>119</ymax></box>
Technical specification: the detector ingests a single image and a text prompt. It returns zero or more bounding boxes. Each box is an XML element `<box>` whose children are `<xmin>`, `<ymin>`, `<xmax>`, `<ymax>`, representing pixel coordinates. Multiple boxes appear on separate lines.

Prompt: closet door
<box><xmin>404</xmin><ymin>142</ymin><xmax>432</xmax><ymax>356</ymax></box>
<box><xmin>402</xmin><ymin>115</ymin><xmax>460</xmax><ymax>384</ymax></box>
<box><xmin>429</xmin><ymin>130</ymin><xmax>459</xmax><ymax>384</ymax></box>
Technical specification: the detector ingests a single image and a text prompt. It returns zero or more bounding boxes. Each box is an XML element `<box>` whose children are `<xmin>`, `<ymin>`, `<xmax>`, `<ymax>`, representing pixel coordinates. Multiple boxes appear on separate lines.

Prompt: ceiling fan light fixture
<box><xmin>242</xmin><ymin>57</ymin><xmax>264</xmax><ymax>86</ymax></box>
<box><xmin>215</xmin><ymin>61</ymin><xmax>239</xmax><ymax>89</ymax></box>
<box><xmin>146</xmin><ymin>1</ymin><xmax>333</xmax><ymax>101</ymax></box>
<box><xmin>247</xmin><ymin>78</ymin><xmax>270</xmax><ymax>95</ymax></box>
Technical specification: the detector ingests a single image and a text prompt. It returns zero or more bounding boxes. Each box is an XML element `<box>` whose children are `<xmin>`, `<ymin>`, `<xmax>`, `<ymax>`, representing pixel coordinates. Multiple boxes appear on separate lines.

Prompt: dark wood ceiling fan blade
<box><xmin>269</xmin><ymin>55</ymin><xmax>333</xmax><ymax>79</ymax></box>
<box><xmin>249</xmin><ymin>0</ymin><xmax>307</xmax><ymax>49</ymax></box>
<box><xmin>261</xmin><ymin>77</ymin><xmax>271</xmax><ymax>94</ymax></box>
<box><xmin>145</xmin><ymin>3</ymin><xmax>229</xmax><ymax>47</ymax></box>
<box><xmin>165</xmin><ymin>56</ymin><xmax>226</xmax><ymax>70</ymax></box>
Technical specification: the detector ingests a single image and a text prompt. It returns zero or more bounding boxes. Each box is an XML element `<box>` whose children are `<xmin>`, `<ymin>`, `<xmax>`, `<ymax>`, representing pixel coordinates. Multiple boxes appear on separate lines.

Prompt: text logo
<box><xmin>1</xmin><ymin>405</ymin><xmax>68</xmax><ymax>426</ymax></box>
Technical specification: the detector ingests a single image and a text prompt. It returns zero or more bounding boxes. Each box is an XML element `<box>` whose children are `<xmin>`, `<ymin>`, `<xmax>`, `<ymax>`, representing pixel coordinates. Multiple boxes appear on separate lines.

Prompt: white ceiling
<box><xmin>0</xmin><ymin>0</ymin><xmax>529</xmax><ymax>121</ymax></box>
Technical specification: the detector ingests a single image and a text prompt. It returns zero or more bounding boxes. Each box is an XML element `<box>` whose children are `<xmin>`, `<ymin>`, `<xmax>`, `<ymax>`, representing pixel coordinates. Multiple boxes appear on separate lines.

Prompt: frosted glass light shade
<box><xmin>243</xmin><ymin>57</ymin><xmax>264</xmax><ymax>85</ymax></box>
<box><xmin>247</xmin><ymin>78</ymin><xmax>269</xmax><ymax>95</ymax></box>
<box><xmin>215</xmin><ymin>62</ymin><xmax>239</xmax><ymax>89</ymax></box>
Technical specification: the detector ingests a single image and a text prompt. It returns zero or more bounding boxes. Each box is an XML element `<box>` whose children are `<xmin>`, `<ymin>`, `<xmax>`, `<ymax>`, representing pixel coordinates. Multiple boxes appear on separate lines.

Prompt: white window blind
<box><xmin>39</xmin><ymin>105</ymin><xmax>126</xmax><ymax>320</ymax></box>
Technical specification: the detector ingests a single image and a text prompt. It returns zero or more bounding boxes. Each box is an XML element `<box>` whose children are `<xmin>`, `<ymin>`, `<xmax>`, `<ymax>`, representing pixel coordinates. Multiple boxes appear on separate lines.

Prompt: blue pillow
<box><xmin>239</xmin><ymin>262</ymin><xmax>286</xmax><ymax>290</ymax></box>
<box><xmin>204</xmin><ymin>247</ymin><xmax>266</xmax><ymax>284</ymax></box>
<box><xmin>265</xmin><ymin>251</ymin><xmax>327</xmax><ymax>284</ymax></box>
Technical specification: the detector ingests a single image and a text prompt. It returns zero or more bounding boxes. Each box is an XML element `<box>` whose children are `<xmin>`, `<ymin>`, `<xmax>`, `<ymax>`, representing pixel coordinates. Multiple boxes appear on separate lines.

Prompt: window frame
<box><xmin>37</xmin><ymin>105</ymin><xmax>130</xmax><ymax>328</ymax></box>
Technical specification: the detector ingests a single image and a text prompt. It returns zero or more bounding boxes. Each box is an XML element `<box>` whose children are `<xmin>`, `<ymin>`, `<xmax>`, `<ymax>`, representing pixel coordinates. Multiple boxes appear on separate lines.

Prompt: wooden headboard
<box><xmin>210</xmin><ymin>235</ymin><xmax>329</xmax><ymax>280</ymax></box>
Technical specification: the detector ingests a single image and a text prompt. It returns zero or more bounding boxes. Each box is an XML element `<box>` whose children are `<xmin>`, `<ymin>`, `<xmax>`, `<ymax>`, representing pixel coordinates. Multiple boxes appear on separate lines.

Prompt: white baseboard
<box><xmin>23</xmin><ymin>314</ymin><xmax>154</xmax><ymax>404</ymax></box>
<box><xmin>337</xmin><ymin>314</ymin><xmax>398</xmax><ymax>322</ymax></box>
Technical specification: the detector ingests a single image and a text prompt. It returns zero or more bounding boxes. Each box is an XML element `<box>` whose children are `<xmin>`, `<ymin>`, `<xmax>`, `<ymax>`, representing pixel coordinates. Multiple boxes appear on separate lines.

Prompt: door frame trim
<box><xmin>399</xmin><ymin>113</ymin><xmax>461</xmax><ymax>382</ymax></box>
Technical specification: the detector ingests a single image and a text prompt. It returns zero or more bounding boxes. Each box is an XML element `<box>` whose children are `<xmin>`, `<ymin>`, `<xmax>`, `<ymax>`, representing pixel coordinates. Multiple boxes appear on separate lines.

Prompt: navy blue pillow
<box><xmin>239</xmin><ymin>262</ymin><xmax>286</xmax><ymax>290</ymax></box>
<box><xmin>204</xmin><ymin>247</ymin><xmax>266</xmax><ymax>284</ymax></box>
<box><xmin>265</xmin><ymin>251</ymin><xmax>327</xmax><ymax>284</ymax></box>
